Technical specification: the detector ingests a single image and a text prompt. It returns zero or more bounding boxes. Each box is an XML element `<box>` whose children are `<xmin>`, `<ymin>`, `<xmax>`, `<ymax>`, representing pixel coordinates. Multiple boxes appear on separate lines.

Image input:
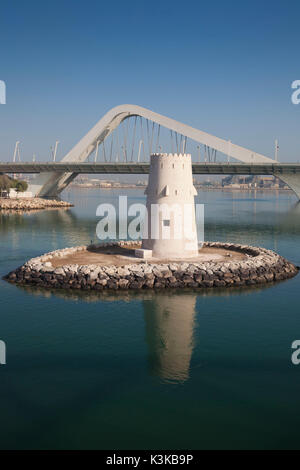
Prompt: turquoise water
<box><xmin>0</xmin><ymin>188</ymin><xmax>300</xmax><ymax>450</ymax></box>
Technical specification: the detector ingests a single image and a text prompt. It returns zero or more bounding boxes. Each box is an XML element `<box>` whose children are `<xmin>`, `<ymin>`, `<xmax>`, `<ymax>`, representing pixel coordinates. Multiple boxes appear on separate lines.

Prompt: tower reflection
<box><xmin>144</xmin><ymin>293</ymin><xmax>197</xmax><ymax>383</ymax></box>
<box><xmin>15</xmin><ymin>285</ymin><xmax>271</xmax><ymax>384</ymax></box>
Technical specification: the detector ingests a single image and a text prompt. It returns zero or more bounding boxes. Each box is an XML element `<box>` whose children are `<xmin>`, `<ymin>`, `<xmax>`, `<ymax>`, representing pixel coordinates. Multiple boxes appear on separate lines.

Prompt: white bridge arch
<box><xmin>30</xmin><ymin>104</ymin><xmax>276</xmax><ymax>197</ymax></box>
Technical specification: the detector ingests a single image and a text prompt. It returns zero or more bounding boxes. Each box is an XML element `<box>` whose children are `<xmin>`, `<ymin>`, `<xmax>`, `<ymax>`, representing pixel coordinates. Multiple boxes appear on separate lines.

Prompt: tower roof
<box><xmin>151</xmin><ymin>153</ymin><xmax>191</xmax><ymax>158</ymax></box>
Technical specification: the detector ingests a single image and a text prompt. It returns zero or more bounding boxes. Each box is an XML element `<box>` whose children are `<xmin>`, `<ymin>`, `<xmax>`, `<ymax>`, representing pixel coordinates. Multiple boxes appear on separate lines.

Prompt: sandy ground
<box><xmin>51</xmin><ymin>245</ymin><xmax>247</xmax><ymax>268</ymax></box>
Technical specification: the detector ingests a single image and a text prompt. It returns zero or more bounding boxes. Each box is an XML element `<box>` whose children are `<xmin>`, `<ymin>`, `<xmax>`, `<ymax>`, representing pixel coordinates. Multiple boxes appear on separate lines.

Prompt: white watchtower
<box><xmin>141</xmin><ymin>153</ymin><xmax>198</xmax><ymax>259</ymax></box>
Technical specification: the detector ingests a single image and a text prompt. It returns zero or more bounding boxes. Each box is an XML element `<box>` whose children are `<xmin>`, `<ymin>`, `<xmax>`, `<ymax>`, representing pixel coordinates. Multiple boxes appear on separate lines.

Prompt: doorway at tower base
<box><xmin>135</xmin><ymin>249</ymin><xmax>153</xmax><ymax>259</ymax></box>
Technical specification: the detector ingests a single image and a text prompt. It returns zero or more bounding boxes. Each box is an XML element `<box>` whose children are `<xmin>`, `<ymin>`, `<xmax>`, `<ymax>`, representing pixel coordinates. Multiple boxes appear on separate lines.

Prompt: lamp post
<box><xmin>275</xmin><ymin>139</ymin><xmax>279</xmax><ymax>162</ymax></box>
<box><xmin>53</xmin><ymin>141</ymin><xmax>59</xmax><ymax>162</ymax></box>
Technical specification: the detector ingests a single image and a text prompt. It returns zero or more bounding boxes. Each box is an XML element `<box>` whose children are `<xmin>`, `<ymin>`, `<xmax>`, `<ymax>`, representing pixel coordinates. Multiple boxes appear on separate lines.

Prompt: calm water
<box><xmin>0</xmin><ymin>188</ymin><xmax>300</xmax><ymax>450</ymax></box>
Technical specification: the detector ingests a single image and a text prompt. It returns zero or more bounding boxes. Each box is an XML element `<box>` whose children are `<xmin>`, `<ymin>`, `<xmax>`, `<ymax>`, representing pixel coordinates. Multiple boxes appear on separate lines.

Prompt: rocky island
<box><xmin>3</xmin><ymin>154</ymin><xmax>299</xmax><ymax>291</ymax></box>
<box><xmin>0</xmin><ymin>198</ymin><xmax>73</xmax><ymax>211</ymax></box>
<box><xmin>4</xmin><ymin>241</ymin><xmax>299</xmax><ymax>291</ymax></box>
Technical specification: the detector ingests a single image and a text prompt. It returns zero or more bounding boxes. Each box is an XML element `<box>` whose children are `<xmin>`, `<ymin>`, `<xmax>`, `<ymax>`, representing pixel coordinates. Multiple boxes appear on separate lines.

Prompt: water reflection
<box><xmin>144</xmin><ymin>293</ymin><xmax>196</xmax><ymax>383</ymax></box>
<box><xmin>279</xmin><ymin>201</ymin><xmax>300</xmax><ymax>231</ymax></box>
<box><xmin>16</xmin><ymin>284</ymin><xmax>275</xmax><ymax>383</ymax></box>
<box><xmin>0</xmin><ymin>208</ymin><xmax>94</xmax><ymax>249</ymax></box>
<box><xmin>0</xmin><ymin>208</ymin><xmax>78</xmax><ymax>234</ymax></box>
<box><xmin>1</xmin><ymin>189</ymin><xmax>298</xmax><ymax>255</ymax></box>
<box><xmin>16</xmin><ymin>283</ymin><xmax>272</xmax><ymax>302</ymax></box>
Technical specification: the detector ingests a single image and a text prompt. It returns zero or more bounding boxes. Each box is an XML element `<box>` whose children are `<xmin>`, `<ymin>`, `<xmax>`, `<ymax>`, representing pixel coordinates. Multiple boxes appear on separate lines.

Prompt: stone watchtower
<box><xmin>140</xmin><ymin>153</ymin><xmax>198</xmax><ymax>259</ymax></box>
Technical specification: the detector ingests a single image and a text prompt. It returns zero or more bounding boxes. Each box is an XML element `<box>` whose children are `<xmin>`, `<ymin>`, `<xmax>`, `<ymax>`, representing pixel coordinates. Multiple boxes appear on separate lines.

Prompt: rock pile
<box><xmin>0</xmin><ymin>198</ymin><xmax>73</xmax><ymax>211</ymax></box>
<box><xmin>4</xmin><ymin>241</ymin><xmax>299</xmax><ymax>291</ymax></box>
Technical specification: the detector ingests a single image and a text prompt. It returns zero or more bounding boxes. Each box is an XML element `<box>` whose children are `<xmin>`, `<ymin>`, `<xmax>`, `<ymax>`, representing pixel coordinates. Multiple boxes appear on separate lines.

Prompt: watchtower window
<box><xmin>163</xmin><ymin>219</ymin><xmax>170</xmax><ymax>227</ymax></box>
<box><xmin>175</xmin><ymin>190</ymin><xmax>178</xmax><ymax>195</ymax></box>
<box><xmin>161</xmin><ymin>163</ymin><xmax>163</xmax><ymax>169</ymax></box>
<box><xmin>172</xmin><ymin>164</ymin><xmax>175</xmax><ymax>169</ymax></box>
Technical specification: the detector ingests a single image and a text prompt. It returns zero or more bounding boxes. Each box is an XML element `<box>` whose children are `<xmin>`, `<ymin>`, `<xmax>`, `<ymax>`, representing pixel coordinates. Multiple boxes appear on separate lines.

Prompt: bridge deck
<box><xmin>1</xmin><ymin>162</ymin><xmax>300</xmax><ymax>175</ymax></box>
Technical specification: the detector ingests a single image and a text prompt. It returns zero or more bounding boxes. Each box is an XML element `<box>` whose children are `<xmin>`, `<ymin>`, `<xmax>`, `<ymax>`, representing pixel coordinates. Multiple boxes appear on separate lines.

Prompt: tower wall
<box><xmin>142</xmin><ymin>153</ymin><xmax>198</xmax><ymax>259</ymax></box>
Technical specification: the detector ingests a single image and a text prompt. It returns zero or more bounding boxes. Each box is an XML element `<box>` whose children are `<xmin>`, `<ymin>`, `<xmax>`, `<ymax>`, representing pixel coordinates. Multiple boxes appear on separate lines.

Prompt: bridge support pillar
<box><xmin>28</xmin><ymin>172</ymin><xmax>78</xmax><ymax>197</ymax></box>
<box><xmin>277</xmin><ymin>174</ymin><xmax>300</xmax><ymax>200</ymax></box>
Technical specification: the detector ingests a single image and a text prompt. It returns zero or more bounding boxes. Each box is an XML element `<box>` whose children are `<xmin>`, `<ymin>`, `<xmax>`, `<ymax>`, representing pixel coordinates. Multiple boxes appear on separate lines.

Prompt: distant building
<box><xmin>258</xmin><ymin>176</ymin><xmax>274</xmax><ymax>188</ymax></box>
<box><xmin>222</xmin><ymin>174</ymin><xmax>287</xmax><ymax>190</ymax></box>
<box><xmin>7</xmin><ymin>189</ymin><xmax>33</xmax><ymax>198</ymax></box>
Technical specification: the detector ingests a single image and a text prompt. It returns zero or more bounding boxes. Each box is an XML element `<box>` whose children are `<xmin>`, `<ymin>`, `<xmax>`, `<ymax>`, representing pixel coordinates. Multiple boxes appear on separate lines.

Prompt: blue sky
<box><xmin>0</xmin><ymin>0</ymin><xmax>300</xmax><ymax>162</ymax></box>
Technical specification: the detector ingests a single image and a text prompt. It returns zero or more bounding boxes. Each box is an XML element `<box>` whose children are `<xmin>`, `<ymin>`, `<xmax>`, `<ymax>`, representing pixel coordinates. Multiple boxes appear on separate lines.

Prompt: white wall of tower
<box><xmin>142</xmin><ymin>153</ymin><xmax>198</xmax><ymax>259</ymax></box>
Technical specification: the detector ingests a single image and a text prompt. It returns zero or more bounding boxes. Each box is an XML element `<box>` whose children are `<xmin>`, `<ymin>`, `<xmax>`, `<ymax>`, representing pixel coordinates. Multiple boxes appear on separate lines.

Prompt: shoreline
<box><xmin>4</xmin><ymin>241</ymin><xmax>299</xmax><ymax>291</ymax></box>
<box><xmin>0</xmin><ymin>198</ymin><xmax>73</xmax><ymax>211</ymax></box>
<box><xmin>69</xmin><ymin>184</ymin><xmax>292</xmax><ymax>193</ymax></box>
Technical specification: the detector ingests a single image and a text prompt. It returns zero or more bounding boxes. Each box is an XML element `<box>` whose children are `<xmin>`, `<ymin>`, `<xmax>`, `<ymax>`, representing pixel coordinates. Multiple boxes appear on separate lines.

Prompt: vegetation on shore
<box><xmin>0</xmin><ymin>173</ymin><xmax>28</xmax><ymax>192</ymax></box>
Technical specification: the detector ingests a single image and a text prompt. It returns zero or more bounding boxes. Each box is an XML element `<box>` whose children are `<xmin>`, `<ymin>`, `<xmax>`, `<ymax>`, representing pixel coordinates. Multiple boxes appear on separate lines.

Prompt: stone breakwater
<box><xmin>4</xmin><ymin>241</ymin><xmax>299</xmax><ymax>290</ymax></box>
<box><xmin>0</xmin><ymin>198</ymin><xmax>73</xmax><ymax>211</ymax></box>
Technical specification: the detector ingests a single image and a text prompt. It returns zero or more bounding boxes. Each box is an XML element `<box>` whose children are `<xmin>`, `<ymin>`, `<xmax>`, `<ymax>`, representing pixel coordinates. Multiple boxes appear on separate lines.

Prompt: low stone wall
<box><xmin>4</xmin><ymin>241</ymin><xmax>299</xmax><ymax>291</ymax></box>
<box><xmin>0</xmin><ymin>198</ymin><xmax>73</xmax><ymax>211</ymax></box>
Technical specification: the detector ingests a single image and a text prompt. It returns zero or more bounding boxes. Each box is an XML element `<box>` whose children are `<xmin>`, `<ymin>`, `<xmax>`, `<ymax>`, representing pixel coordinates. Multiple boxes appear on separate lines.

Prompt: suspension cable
<box><xmin>179</xmin><ymin>134</ymin><xmax>183</xmax><ymax>153</ymax></box>
<box><xmin>110</xmin><ymin>130</ymin><xmax>114</xmax><ymax>162</ymax></box>
<box><xmin>140</xmin><ymin>117</ymin><xmax>146</xmax><ymax>162</ymax></box>
<box><xmin>125</xmin><ymin>118</ymin><xmax>129</xmax><ymax>162</ymax></box>
<box><xmin>183</xmin><ymin>136</ymin><xmax>187</xmax><ymax>153</ymax></box>
<box><xmin>155</xmin><ymin>124</ymin><xmax>161</xmax><ymax>152</ymax></box>
<box><xmin>130</xmin><ymin>116</ymin><xmax>137</xmax><ymax>162</ymax></box>
<box><xmin>146</xmin><ymin>119</ymin><xmax>151</xmax><ymax>156</ymax></box>
<box><xmin>170</xmin><ymin>130</ymin><xmax>174</xmax><ymax>154</ymax></box>
<box><xmin>122</xmin><ymin>120</ymin><xmax>127</xmax><ymax>162</ymax></box>
<box><xmin>116</xmin><ymin>125</ymin><xmax>120</xmax><ymax>162</ymax></box>
<box><xmin>102</xmin><ymin>141</ymin><xmax>107</xmax><ymax>162</ymax></box>
<box><xmin>150</xmin><ymin>122</ymin><xmax>155</xmax><ymax>154</ymax></box>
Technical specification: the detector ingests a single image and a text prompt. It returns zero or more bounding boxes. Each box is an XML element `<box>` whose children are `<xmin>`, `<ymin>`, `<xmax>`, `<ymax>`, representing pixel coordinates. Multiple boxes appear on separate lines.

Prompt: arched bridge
<box><xmin>2</xmin><ymin>104</ymin><xmax>300</xmax><ymax>199</ymax></box>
